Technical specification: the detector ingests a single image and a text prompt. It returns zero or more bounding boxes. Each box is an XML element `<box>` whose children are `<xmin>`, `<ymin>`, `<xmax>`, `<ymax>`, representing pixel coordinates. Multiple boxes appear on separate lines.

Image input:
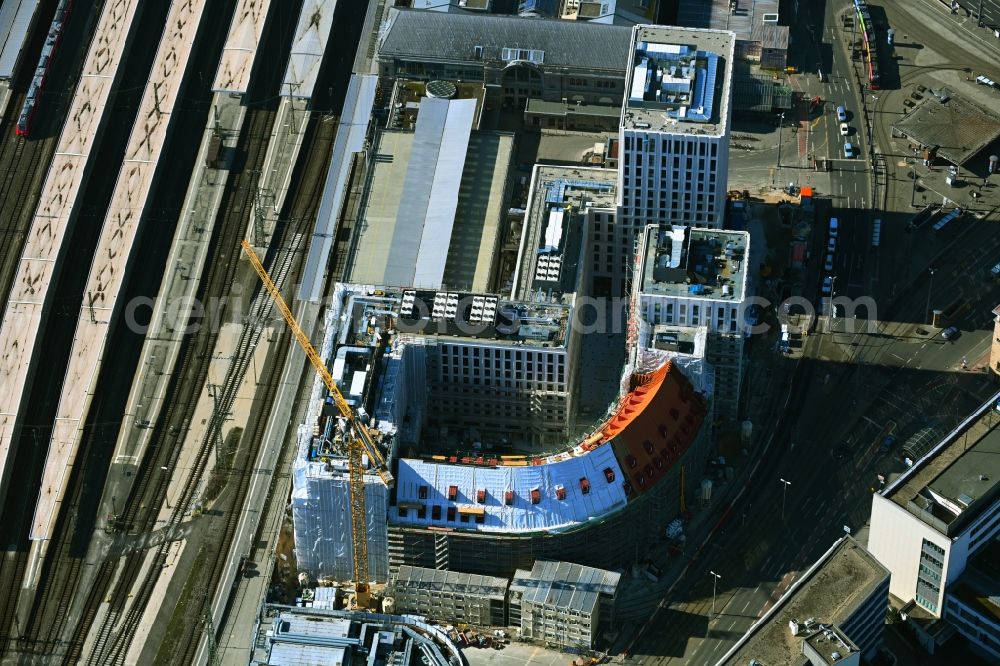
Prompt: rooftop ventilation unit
<box><xmin>763</xmin><ymin>12</ymin><xmax>778</xmax><ymax>22</ymax></box>
<box><xmin>426</xmin><ymin>80</ymin><xmax>457</xmax><ymax>99</ymax></box>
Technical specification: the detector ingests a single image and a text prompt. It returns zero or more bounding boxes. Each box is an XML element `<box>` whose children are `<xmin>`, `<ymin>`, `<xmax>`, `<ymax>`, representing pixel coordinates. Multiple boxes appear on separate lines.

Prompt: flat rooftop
<box><xmin>397</xmin><ymin>289</ymin><xmax>570</xmax><ymax>348</ymax></box>
<box><xmin>639</xmin><ymin>226</ymin><xmax>749</xmax><ymax>301</ymax></box>
<box><xmin>675</xmin><ymin>0</ymin><xmax>780</xmax><ymax>43</ymax></box>
<box><xmin>884</xmin><ymin>403</ymin><xmax>1000</xmax><ymax>537</ymax></box>
<box><xmin>560</xmin><ymin>0</ymin><xmax>656</xmax><ymax>25</ymax></box>
<box><xmin>514</xmin><ymin>165</ymin><xmax>617</xmax><ymax>301</ymax></box>
<box><xmin>252</xmin><ymin>604</ymin><xmax>461</xmax><ymax>666</ymax></box>
<box><xmin>893</xmin><ymin>94</ymin><xmax>1000</xmax><ymax>166</ymax></box>
<box><xmin>622</xmin><ymin>25</ymin><xmax>734</xmax><ymax>134</ymax></box>
<box><xmin>648</xmin><ymin>324</ymin><xmax>704</xmax><ymax>355</ymax></box>
<box><xmin>802</xmin><ymin>625</ymin><xmax>860</xmax><ymax>666</ymax></box>
<box><xmin>390</xmin><ymin>79</ymin><xmax>486</xmax><ymax>131</ymax></box>
<box><xmin>721</xmin><ymin>537</ymin><xmax>890</xmax><ymax>666</ymax></box>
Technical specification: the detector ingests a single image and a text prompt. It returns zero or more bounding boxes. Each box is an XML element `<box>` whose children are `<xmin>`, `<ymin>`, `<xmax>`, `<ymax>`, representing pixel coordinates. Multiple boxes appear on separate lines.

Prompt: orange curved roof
<box><xmin>599</xmin><ymin>362</ymin><xmax>672</xmax><ymax>442</ymax></box>
<box><xmin>599</xmin><ymin>361</ymin><xmax>707</xmax><ymax>497</ymax></box>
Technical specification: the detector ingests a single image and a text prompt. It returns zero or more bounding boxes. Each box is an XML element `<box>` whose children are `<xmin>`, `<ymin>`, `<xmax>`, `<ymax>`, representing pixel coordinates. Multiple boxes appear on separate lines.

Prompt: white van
<box><xmin>836</xmin><ymin>105</ymin><xmax>847</xmax><ymax>122</ymax></box>
<box><xmin>829</xmin><ymin>217</ymin><xmax>839</xmax><ymax>238</ymax></box>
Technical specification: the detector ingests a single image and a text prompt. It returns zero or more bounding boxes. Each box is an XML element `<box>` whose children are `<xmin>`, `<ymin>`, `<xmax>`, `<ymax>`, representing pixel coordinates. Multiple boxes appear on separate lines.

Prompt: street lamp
<box><xmin>779</xmin><ymin>478</ymin><xmax>792</xmax><ymax>520</ymax></box>
<box><xmin>925</xmin><ymin>267</ymin><xmax>936</xmax><ymax>325</ymax></box>
<box><xmin>776</xmin><ymin>112</ymin><xmax>785</xmax><ymax>169</ymax></box>
<box><xmin>709</xmin><ymin>570</ymin><xmax>722</xmax><ymax>616</ymax></box>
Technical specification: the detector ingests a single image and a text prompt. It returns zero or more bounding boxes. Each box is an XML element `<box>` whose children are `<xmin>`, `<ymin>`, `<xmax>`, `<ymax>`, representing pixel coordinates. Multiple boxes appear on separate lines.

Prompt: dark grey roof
<box><xmin>893</xmin><ymin>95</ymin><xmax>1000</xmax><ymax>166</ymax></box>
<box><xmin>510</xmin><ymin>560</ymin><xmax>621</xmax><ymax>615</ymax></box>
<box><xmin>377</xmin><ymin>8</ymin><xmax>633</xmax><ymax>73</ymax></box>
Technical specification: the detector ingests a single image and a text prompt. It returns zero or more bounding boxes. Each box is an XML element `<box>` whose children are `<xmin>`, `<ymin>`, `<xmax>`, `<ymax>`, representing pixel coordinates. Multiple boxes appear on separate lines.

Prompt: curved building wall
<box><xmin>387</xmin><ymin>361</ymin><xmax>711</xmax><ymax>578</ymax></box>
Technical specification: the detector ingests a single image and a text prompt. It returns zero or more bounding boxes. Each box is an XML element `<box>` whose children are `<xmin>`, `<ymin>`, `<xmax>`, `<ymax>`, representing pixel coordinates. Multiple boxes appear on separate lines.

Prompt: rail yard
<box><xmin>1</xmin><ymin>0</ymin><xmax>999</xmax><ymax>664</ymax></box>
<box><xmin>0</xmin><ymin>0</ymin><xmax>361</xmax><ymax>661</ymax></box>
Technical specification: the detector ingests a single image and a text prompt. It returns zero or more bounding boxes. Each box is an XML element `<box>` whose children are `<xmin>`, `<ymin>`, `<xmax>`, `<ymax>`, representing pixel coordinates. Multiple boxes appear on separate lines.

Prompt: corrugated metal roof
<box><xmin>512</xmin><ymin>560</ymin><xmax>621</xmax><ymax>615</ymax></box>
<box><xmin>0</xmin><ymin>0</ymin><xmax>39</xmax><ymax>78</ymax></box>
<box><xmin>750</xmin><ymin>22</ymin><xmax>789</xmax><ymax>50</ymax></box>
<box><xmin>394</xmin><ymin>565</ymin><xmax>508</xmax><ymax>600</ymax></box>
<box><xmin>299</xmin><ymin>74</ymin><xmax>379</xmax><ymax>302</ymax></box>
<box><xmin>376</xmin><ymin>7</ymin><xmax>632</xmax><ymax>73</ymax></box>
<box><xmin>392</xmin><ymin>97</ymin><xmax>475</xmax><ymax>288</ymax></box>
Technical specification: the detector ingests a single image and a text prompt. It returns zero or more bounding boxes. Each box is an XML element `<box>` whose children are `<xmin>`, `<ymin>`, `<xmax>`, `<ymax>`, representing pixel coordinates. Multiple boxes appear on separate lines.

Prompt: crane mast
<box><xmin>241</xmin><ymin>240</ymin><xmax>390</xmax><ymax>606</ymax></box>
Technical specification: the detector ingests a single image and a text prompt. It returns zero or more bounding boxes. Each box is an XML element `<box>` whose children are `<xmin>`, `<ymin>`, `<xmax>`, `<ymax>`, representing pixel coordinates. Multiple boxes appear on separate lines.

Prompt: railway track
<box><xmin>171</xmin><ymin>111</ymin><xmax>335</xmax><ymax>666</ymax></box>
<box><xmin>96</xmin><ymin>111</ymin><xmax>331</xmax><ymax>663</ymax></box>
<box><xmin>65</xmin><ymin>105</ymin><xmax>281</xmax><ymax>665</ymax></box>
<box><xmin>0</xmin><ymin>548</ymin><xmax>30</xmax><ymax>654</ymax></box>
<box><xmin>0</xmin><ymin>89</ymin><xmax>54</xmax><ymax>316</ymax></box>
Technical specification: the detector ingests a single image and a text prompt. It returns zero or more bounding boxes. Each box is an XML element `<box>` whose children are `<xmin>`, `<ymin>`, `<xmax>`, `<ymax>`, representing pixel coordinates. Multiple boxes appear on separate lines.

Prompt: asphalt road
<box><xmin>628</xmin><ymin>3</ymin><xmax>1000</xmax><ymax>663</ymax></box>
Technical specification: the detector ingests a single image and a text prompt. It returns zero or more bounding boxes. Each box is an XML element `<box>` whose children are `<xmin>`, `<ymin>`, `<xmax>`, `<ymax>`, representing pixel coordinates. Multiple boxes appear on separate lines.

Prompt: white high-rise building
<box><xmin>868</xmin><ymin>393</ymin><xmax>1000</xmax><ymax>659</ymax></box>
<box><xmin>634</xmin><ymin>225</ymin><xmax>749</xmax><ymax>424</ymax></box>
<box><xmin>609</xmin><ymin>25</ymin><xmax>735</xmax><ymax>292</ymax></box>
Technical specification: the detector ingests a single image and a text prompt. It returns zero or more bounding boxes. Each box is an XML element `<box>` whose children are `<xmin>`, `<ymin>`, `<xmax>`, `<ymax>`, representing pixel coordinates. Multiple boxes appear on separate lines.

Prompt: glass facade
<box><xmin>915</xmin><ymin>538</ymin><xmax>945</xmax><ymax>613</ymax></box>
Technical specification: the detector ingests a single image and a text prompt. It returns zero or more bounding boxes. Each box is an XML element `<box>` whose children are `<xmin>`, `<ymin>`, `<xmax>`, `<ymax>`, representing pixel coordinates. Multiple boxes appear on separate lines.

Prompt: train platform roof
<box><xmin>0</xmin><ymin>0</ymin><xmax>142</xmax><ymax>505</ymax></box>
<box><xmin>31</xmin><ymin>0</ymin><xmax>208</xmax><ymax>542</ymax></box>
<box><xmin>281</xmin><ymin>0</ymin><xmax>336</xmax><ymax>99</ymax></box>
<box><xmin>300</xmin><ymin>74</ymin><xmax>379</xmax><ymax>302</ymax></box>
<box><xmin>0</xmin><ymin>0</ymin><xmax>38</xmax><ymax>79</ymax></box>
<box><xmin>893</xmin><ymin>93</ymin><xmax>1000</xmax><ymax>166</ymax></box>
<box><xmin>213</xmin><ymin>0</ymin><xmax>272</xmax><ymax>94</ymax></box>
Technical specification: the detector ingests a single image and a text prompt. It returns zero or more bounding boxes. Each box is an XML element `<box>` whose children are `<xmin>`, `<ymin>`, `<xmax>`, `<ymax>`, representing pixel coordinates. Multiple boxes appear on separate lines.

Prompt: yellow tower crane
<box><xmin>242</xmin><ymin>240</ymin><xmax>392</xmax><ymax>608</ymax></box>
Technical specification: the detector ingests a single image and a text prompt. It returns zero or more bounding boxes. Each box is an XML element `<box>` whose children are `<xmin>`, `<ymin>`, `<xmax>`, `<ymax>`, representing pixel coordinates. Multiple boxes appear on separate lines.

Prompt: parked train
<box><xmin>16</xmin><ymin>0</ymin><xmax>73</xmax><ymax>138</ymax></box>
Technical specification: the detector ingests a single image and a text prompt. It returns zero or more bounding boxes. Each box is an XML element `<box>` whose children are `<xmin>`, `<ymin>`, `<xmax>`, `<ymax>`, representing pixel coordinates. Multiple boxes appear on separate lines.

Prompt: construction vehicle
<box><xmin>242</xmin><ymin>240</ymin><xmax>393</xmax><ymax>608</ymax></box>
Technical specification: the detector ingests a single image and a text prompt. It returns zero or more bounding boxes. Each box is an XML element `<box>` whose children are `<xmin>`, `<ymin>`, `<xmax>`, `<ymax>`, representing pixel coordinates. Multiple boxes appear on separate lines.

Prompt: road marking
<box><xmin>742</xmin><ymin>598</ymin><xmax>753</xmax><ymax>613</ymax></box>
<box><xmin>761</xmin><ymin>555</ymin><xmax>772</xmax><ymax>572</ymax></box>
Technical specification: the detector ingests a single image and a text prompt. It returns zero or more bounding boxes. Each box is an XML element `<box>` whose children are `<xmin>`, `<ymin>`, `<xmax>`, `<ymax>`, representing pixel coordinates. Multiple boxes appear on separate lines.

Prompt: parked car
<box><xmin>821</xmin><ymin>276</ymin><xmax>833</xmax><ymax>295</ymax></box>
<box><xmin>824</xmin><ymin>254</ymin><xmax>834</xmax><ymax>271</ymax></box>
<box><xmin>840</xmin><ymin>122</ymin><xmax>849</xmax><ymax>135</ymax></box>
<box><xmin>827</xmin><ymin>237</ymin><xmax>837</xmax><ymax>253</ymax></box>
<box><xmin>879</xmin><ymin>435</ymin><xmax>897</xmax><ymax>454</ymax></box>
<box><xmin>942</xmin><ymin>325</ymin><xmax>960</xmax><ymax>341</ymax></box>
<box><xmin>843</xmin><ymin>142</ymin><xmax>855</xmax><ymax>158</ymax></box>
<box><xmin>829</xmin><ymin>217</ymin><xmax>839</xmax><ymax>237</ymax></box>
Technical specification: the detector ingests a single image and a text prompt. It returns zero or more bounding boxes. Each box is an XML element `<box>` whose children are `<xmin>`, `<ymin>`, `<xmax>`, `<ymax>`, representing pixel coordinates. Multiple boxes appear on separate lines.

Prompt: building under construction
<box><xmin>291</xmin><ymin>166</ymin><xmax>714</xmax><ymax>585</ymax></box>
<box><xmin>386</xmin><ymin>358</ymin><xmax>711</xmax><ymax>578</ymax></box>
